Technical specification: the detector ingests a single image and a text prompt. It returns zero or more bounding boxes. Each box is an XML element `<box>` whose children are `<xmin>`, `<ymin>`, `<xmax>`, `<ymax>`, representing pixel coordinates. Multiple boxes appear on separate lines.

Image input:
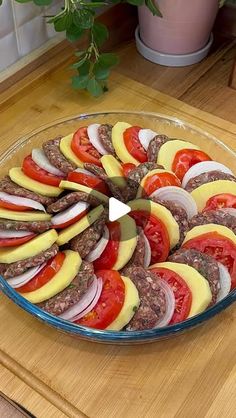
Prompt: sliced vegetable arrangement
<box><xmin>0</xmin><ymin>121</ymin><xmax>235</xmax><ymax>332</ymax></box>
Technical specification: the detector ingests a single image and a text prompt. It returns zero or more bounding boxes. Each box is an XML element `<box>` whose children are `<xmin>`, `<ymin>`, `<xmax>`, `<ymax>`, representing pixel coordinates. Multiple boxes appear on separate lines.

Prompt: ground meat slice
<box><xmin>151</xmin><ymin>197</ymin><xmax>188</xmax><ymax>246</ymax></box>
<box><xmin>47</xmin><ymin>191</ymin><xmax>102</xmax><ymax>214</ymax></box>
<box><xmin>123</xmin><ymin>162</ymin><xmax>164</xmax><ymax>201</ymax></box>
<box><xmin>84</xmin><ymin>163</ymin><xmax>125</xmax><ymax>202</ymax></box>
<box><xmin>189</xmin><ymin>210</ymin><xmax>236</xmax><ymax>235</ymax></box>
<box><xmin>0</xmin><ymin>176</ymin><xmax>55</xmax><ymax>206</ymax></box>
<box><xmin>0</xmin><ymin>244</ymin><xmax>59</xmax><ymax>279</ymax></box>
<box><xmin>122</xmin><ymin>228</ymin><xmax>146</xmax><ymax>271</ymax></box>
<box><xmin>185</xmin><ymin>171</ymin><xmax>236</xmax><ymax>193</ymax></box>
<box><xmin>169</xmin><ymin>248</ymin><xmax>220</xmax><ymax>304</ymax></box>
<box><xmin>147</xmin><ymin>135</ymin><xmax>170</xmax><ymax>162</ymax></box>
<box><xmin>98</xmin><ymin>124</ymin><xmax>115</xmax><ymax>155</ymax></box>
<box><xmin>0</xmin><ymin>219</ymin><xmax>51</xmax><ymax>233</ymax></box>
<box><xmin>42</xmin><ymin>136</ymin><xmax>76</xmax><ymax>175</ymax></box>
<box><xmin>38</xmin><ymin>261</ymin><xmax>94</xmax><ymax>316</ymax></box>
<box><xmin>125</xmin><ymin>267</ymin><xmax>166</xmax><ymax>331</ymax></box>
<box><xmin>70</xmin><ymin>209</ymin><xmax>108</xmax><ymax>258</ymax></box>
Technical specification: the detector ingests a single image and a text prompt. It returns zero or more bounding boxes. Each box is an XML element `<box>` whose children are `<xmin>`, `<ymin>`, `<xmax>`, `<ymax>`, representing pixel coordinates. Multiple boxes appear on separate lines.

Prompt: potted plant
<box><xmin>1</xmin><ymin>0</ymin><xmax>228</xmax><ymax>94</ymax></box>
<box><xmin>136</xmin><ymin>0</ymin><xmax>227</xmax><ymax>66</ymax></box>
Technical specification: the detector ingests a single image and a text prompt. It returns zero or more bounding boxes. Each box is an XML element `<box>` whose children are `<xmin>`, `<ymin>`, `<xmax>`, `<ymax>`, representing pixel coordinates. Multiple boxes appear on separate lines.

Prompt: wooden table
<box><xmin>0</xmin><ymin>56</ymin><xmax>236</xmax><ymax>418</ymax></box>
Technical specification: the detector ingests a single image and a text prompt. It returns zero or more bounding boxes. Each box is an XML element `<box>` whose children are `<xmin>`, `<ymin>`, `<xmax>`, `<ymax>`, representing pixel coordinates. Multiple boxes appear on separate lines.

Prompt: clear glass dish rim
<box><xmin>0</xmin><ymin>110</ymin><xmax>235</xmax><ymax>342</ymax></box>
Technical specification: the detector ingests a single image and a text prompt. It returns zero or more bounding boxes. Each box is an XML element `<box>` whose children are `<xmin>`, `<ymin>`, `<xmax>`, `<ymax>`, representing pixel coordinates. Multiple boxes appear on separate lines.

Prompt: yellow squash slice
<box><xmin>21</xmin><ymin>250</ymin><xmax>81</xmax><ymax>304</ymax></box>
<box><xmin>9</xmin><ymin>168</ymin><xmax>62</xmax><ymax>197</ymax></box>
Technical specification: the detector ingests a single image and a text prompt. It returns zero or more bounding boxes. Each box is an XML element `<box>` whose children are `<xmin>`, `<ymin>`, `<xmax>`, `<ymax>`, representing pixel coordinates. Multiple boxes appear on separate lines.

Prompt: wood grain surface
<box><xmin>0</xmin><ymin>56</ymin><xmax>236</xmax><ymax>418</ymax></box>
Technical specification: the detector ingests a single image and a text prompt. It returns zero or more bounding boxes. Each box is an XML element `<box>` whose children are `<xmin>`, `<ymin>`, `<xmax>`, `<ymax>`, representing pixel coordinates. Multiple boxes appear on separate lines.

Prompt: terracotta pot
<box><xmin>138</xmin><ymin>0</ymin><xmax>219</xmax><ymax>55</ymax></box>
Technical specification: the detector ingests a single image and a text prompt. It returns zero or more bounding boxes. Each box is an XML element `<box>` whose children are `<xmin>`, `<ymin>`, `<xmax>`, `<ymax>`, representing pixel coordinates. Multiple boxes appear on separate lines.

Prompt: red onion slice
<box><xmin>143</xmin><ymin>233</ymin><xmax>151</xmax><ymax>268</ymax></box>
<box><xmin>155</xmin><ymin>279</ymin><xmax>175</xmax><ymax>327</ymax></box>
<box><xmin>0</xmin><ymin>192</ymin><xmax>46</xmax><ymax>212</ymax></box>
<box><xmin>32</xmin><ymin>149</ymin><xmax>64</xmax><ymax>177</ymax></box>
<box><xmin>216</xmin><ymin>262</ymin><xmax>231</xmax><ymax>302</ymax></box>
<box><xmin>0</xmin><ymin>230</ymin><xmax>33</xmax><ymax>239</ymax></box>
<box><xmin>150</xmin><ymin>186</ymin><xmax>197</xmax><ymax>219</ymax></box>
<box><xmin>87</xmin><ymin>124</ymin><xmax>108</xmax><ymax>156</ymax></box>
<box><xmin>85</xmin><ymin>226</ymin><xmax>109</xmax><ymax>262</ymax></box>
<box><xmin>51</xmin><ymin>201</ymin><xmax>89</xmax><ymax>226</ymax></box>
<box><xmin>7</xmin><ymin>263</ymin><xmax>46</xmax><ymax>288</ymax></box>
<box><xmin>71</xmin><ymin>277</ymin><xmax>103</xmax><ymax>322</ymax></box>
<box><xmin>59</xmin><ymin>276</ymin><xmax>100</xmax><ymax>320</ymax></box>
<box><xmin>74</xmin><ymin>167</ymin><xmax>96</xmax><ymax>178</ymax></box>
<box><xmin>182</xmin><ymin>161</ymin><xmax>233</xmax><ymax>188</ymax></box>
<box><xmin>138</xmin><ymin>129</ymin><xmax>157</xmax><ymax>150</ymax></box>
<box><xmin>219</xmin><ymin>208</ymin><xmax>236</xmax><ymax>217</ymax></box>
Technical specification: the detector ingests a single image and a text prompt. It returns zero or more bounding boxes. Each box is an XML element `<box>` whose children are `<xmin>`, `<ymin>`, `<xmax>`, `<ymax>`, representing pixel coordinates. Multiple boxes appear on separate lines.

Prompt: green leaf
<box><xmin>0</xmin><ymin>0</ymin><xmax>3</xmax><ymax>4</ymax></box>
<box><xmin>145</xmin><ymin>0</ymin><xmax>162</xmax><ymax>16</ymax></box>
<box><xmin>72</xmin><ymin>75</ymin><xmax>89</xmax><ymax>90</ymax></box>
<box><xmin>54</xmin><ymin>12</ymin><xmax>73</xmax><ymax>32</ymax></box>
<box><xmin>98</xmin><ymin>53</ymin><xmax>119</xmax><ymax>68</ymax></box>
<box><xmin>87</xmin><ymin>78</ymin><xmax>103</xmax><ymax>97</ymax></box>
<box><xmin>66</xmin><ymin>24</ymin><xmax>85</xmax><ymax>42</ymax></box>
<box><xmin>84</xmin><ymin>1</ymin><xmax>108</xmax><ymax>7</ymax></box>
<box><xmin>71</xmin><ymin>56</ymin><xmax>87</xmax><ymax>69</ymax></box>
<box><xmin>92</xmin><ymin>22</ymin><xmax>109</xmax><ymax>47</ymax></box>
<box><xmin>94</xmin><ymin>63</ymin><xmax>110</xmax><ymax>80</ymax></box>
<box><xmin>127</xmin><ymin>0</ymin><xmax>144</xmax><ymax>5</ymax></box>
<box><xmin>78</xmin><ymin>60</ymin><xmax>91</xmax><ymax>76</ymax></box>
<box><xmin>15</xmin><ymin>0</ymin><xmax>32</xmax><ymax>3</ymax></box>
<box><xmin>33</xmin><ymin>0</ymin><xmax>53</xmax><ymax>5</ymax></box>
<box><xmin>73</xmin><ymin>9</ymin><xmax>94</xmax><ymax>30</ymax></box>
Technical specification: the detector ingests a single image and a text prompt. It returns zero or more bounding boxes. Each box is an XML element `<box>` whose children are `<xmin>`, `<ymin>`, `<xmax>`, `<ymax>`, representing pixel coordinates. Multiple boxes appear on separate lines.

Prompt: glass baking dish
<box><xmin>0</xmin><ymin>111</ymin><xmax>235</xmax><ymax>344</ymax></box>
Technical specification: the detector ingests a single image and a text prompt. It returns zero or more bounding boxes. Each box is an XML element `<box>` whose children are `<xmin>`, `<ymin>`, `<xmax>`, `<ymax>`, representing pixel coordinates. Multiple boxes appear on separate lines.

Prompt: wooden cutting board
<box><xmin>0</xmin><ymin>58</ymin><xmax>236</xmax><ymax>418</ymax></box>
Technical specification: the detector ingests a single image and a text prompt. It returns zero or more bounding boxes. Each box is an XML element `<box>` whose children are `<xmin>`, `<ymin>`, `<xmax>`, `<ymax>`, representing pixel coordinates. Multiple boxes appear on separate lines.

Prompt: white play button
<box><xmin>108</xmin><ymin>197</ymin><xmax>131</xmax><ymax>222</ymax></box>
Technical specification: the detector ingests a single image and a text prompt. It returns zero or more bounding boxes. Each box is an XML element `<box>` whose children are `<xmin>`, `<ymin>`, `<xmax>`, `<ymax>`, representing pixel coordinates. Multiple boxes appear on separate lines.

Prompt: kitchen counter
<box><xmin>0</xmin><ymin>54</ymin><xmax>236</xmax><ymax>418</ymax></box>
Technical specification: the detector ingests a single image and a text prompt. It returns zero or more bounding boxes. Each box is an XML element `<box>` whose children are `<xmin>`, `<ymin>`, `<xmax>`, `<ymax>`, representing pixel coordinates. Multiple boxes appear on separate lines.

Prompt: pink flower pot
<box><xmin>138</xmin><ymin>0</ymin><xmax>219</xmax><ymax>55</ymax></box>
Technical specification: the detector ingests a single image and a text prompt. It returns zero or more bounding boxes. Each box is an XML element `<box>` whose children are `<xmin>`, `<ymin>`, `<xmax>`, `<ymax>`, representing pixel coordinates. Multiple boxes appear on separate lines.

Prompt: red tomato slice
<box><xmin>0</xmin><ymin>199</ymin><xmax>31</xmax><ymax>212</ymax></box>
<box><xmin>143</xmin><ymin>172</ymin><xmax>181</xmax><ymax>196</ymax></box>
<box><xmin>76</xmin><ymin>269</ymin><xmax>125</xmax><ymax>329</ymax></box>
<box><xmin>130</xmin><ymin>210</ymin><xmax>170</xmax><ymax>263</ymax></box>
<box><xmin>53</xmin><ymin>209</ymin><xmax>88</xmax><ymax>229</ymax></box>
<box><xmin>22</xmin><ymin>155</ymin><xmax>64</xmax><ymax>186</ymax></box>
<box><xmin>17</xmin><ymin>252</ymin><xmax>65</xmax><ymax>293</ymax></box>
<box><xmin>71</xmin><ymin>127</ymin><xmax>102</xmax><ymax>166</ymax></box>
<box><xmin>93</xmin><ymin>222</ymin><xmax>121</xmax><ymax>270</ymax></box>
<box><xmin>203</xmin><ymin>193</ymin><xmax>236</xmax><ymax>212</ymax></box>
<box><xmin>172</xmin><ymin>149</ymin><xmax>211</xmax><ymax>181</ymax></box>
<box><xmin>123</xmin><ymin>126</ymin><xmax>147</xmax><ymax>163</ymax></box>
<box><xmin>67</xmin><ymin>171</ymin><xmax>109</xmax><ymax>195</ymax></box>
<box><xmin>183</xmin><ymin>231</ymin><xmax>236</xmax><ymax>289</ymax></box>
<box><xmin>0</xmin><ymin>234</ymin><xmax>35</xmax><ymax>247</ymax></box>
<box><xmin>121</xmin><ymin>163</ymin><xmax>136</xmax><ymax>177</ymax></box>
<box><xmin>150</xmin><ymin>267</ymin><xmax>192</xmax><ymax>324</ymax></box>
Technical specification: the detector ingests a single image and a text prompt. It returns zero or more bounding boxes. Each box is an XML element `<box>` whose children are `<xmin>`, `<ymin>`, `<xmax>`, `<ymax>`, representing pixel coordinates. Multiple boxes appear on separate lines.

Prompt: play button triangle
<box><xmin>108</xmin><ymin>197</ymin><xmax>131</xmax><ymax>222</ymax></box>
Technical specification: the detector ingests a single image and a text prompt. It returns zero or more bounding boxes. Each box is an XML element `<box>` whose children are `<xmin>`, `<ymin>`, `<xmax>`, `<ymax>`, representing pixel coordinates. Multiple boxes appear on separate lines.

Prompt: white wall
<box><xmin>0</xmin><ymin>0</ymin><xmax>63</xmax><ymax>71</ymax></box>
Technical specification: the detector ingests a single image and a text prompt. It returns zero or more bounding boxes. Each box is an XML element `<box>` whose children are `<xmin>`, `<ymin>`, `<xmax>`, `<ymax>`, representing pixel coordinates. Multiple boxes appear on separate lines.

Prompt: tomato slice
<box><xmin>93</xmin><ymin>222</ymin><xmax>120</xmax><ymax>270</ymax></box>
<box><xmin>71</xmin><ymin>127</ymin><xmax>102</xmax><ymax>166</ymax></box>
<box><xmin>22</xmin><ymin>155</ymin><xmax>64</xmax><ymax>186</ymax></box>
<box><xmin>67</xmin><ymin>171</ymin><xmax>109</xmax><ymax>195</ymax></box>
<box><xmin>53</xmin><ymin>209</ymin><xmax>88</xmax><ymax>229</ymax></box>
<box><xmin>76</xmin><ymin>269</ymin><xmax>125</xmax><ymax>329</ymax></box>
<box><xmin>0</xmin><ymin>199</ymin><xmax>31</xmax><ymax>212</ymax></box>
<box><xmin>17</xmin><ymin>252</ymin><xmax>65</xmax><ymax>293</ymax></box>
<box><xmin>143</xmin><ymin>172</ymin><xmax>181</xmax><ymax>196</ymax></box>
<box><xmin>121</xmin><ymin>163</ymin><xmax>136</xmax><ymax>177</ymax></box>
<box><xmin>203</xmin><ymin>193</ymin><xmax>236</xmax><ymax>211</ymax></box>
<box><xmin>183</xmin><ymin>232</ymin><xmax>236</xmax><ymax>289</ymax></box>
<box><xmin>130</xmin><ymin>210</ymin><xmax>170</xmax><ymax>263</ymax></box>
<box><xmin>123</xmin><ymin>126</ymin><xmax>147</xmax><ymax>163</ymax></box>
<box><xmin>172</xmin><ymin>149</ymin><xmax>211</xmax><ymax>181</ymax></box>
<box><xmin>0</xmin><ymin>234</ymin><xmax>35</xmax><ymax>247</ymax></box>
<box><xmin>150</xmin><ymin>267</ymin><xmax>192</xmax><ymax>324</ymax></box>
